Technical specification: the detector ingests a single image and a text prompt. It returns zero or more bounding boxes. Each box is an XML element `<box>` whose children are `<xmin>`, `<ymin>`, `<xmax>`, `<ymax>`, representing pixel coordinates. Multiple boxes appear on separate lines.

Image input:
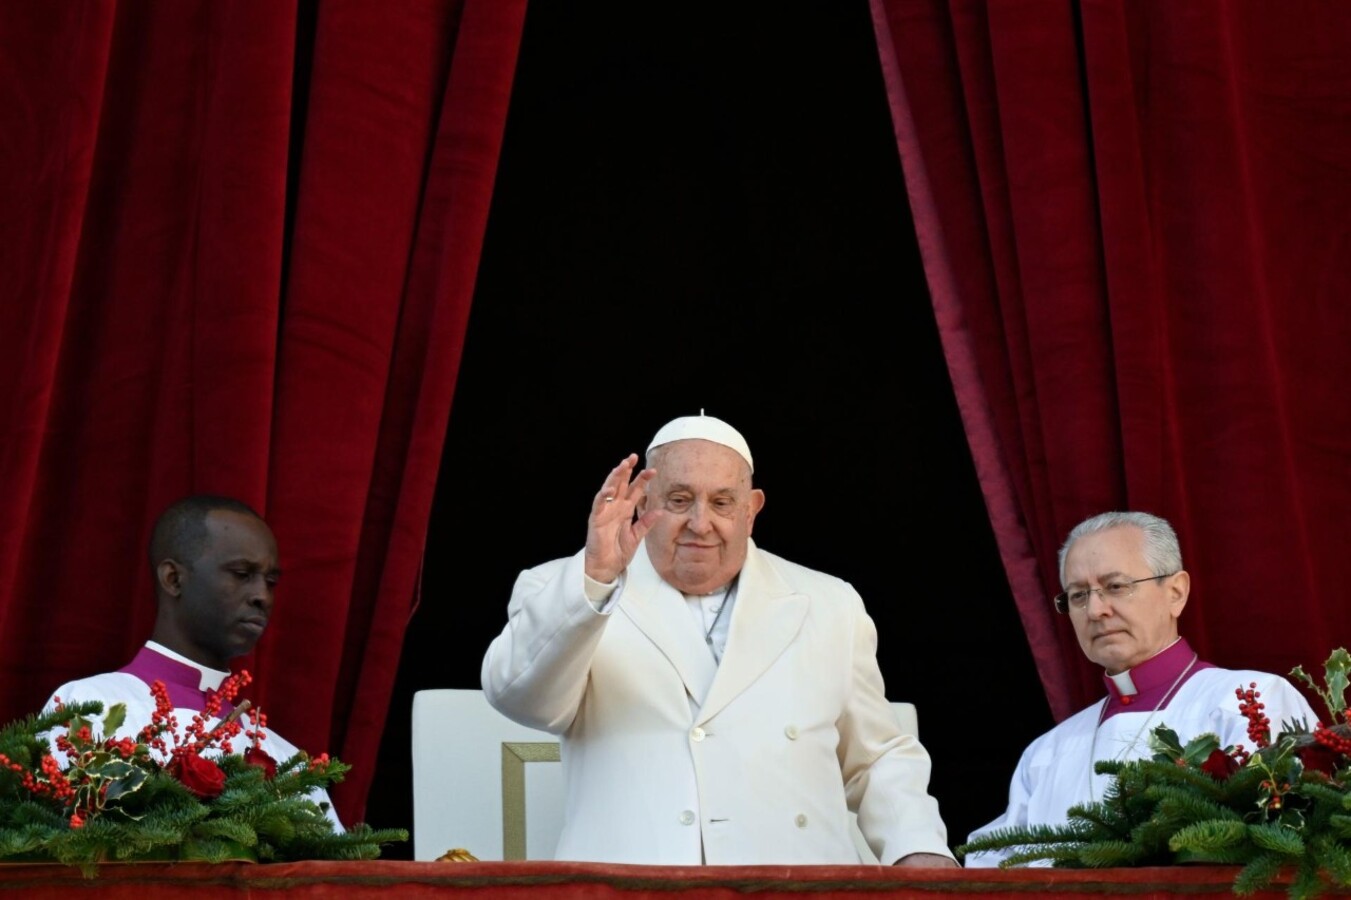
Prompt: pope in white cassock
<box><xmin>964</xmin><ymin>510</ymin><xmax>1315</xmax><ymax>867</ymax></box>
<box><xmin>482</xmin><ymin>413</ymin><xmax>956</xmax><ymax>867</ymax></box>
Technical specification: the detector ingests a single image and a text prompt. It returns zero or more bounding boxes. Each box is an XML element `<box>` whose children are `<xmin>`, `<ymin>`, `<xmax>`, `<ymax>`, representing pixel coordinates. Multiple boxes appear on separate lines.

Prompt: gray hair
<box><xmin>1057</xmin><ymin>511</ymin><xmax>1183</xmax><ymax>587</ymax></box>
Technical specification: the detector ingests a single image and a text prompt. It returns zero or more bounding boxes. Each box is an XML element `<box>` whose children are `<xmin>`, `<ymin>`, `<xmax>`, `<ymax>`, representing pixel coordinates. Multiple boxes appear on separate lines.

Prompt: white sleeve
<box><xmin>481</xmin><ymin>550</ymin><xmax>614</xmax><ymax>733</ymax></box>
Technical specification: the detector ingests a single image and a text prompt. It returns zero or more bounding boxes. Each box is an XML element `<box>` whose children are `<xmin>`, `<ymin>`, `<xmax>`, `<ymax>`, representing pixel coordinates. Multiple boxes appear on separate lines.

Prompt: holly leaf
<box><xmin>100</xmin><ymin>761</ymin><xmax>148</xmax><ymax>803</ymax></box>
<box><xmin>1181</xmin><ymin>732</ymin><xmax>1222</xmax><ymax>767</ymax></box>
<box><xmin>1324</xmin><ymin>648</ymin><xmax>1350</xmax><ymax>718</ymax></box>
<box><xmin>102</xmin><ymin>703</ymin><xmax>127</xmax><ymax>736</ymax></box>
<box><xmin>1150</xmin><ymin>725</ymin><xmax>1184</xmax><ymax>760</ymax></box>
<box><xmin>1291</xmin><ymin>649</ymin><xmax>1351</xmax><ymax>722</ymax></box>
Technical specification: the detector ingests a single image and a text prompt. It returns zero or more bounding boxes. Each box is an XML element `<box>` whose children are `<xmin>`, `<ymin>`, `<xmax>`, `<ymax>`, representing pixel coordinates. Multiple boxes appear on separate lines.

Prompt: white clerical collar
<box><xmin>145</xmin><ymin>641</ymin><xmax>231</xmax><ymax>692</ymax></box>
<box><xmin>1106</xmin><ymin>669</ymin><xmax>1138</xmax><ymax>697</ymax></box>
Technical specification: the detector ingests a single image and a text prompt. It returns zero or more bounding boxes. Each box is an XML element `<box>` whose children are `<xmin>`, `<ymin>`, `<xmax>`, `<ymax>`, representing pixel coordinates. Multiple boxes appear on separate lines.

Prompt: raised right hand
<box><xmin>584</xmin><ymin>454</ymin><xmax>663</xmax><ymax>584</ymax></box>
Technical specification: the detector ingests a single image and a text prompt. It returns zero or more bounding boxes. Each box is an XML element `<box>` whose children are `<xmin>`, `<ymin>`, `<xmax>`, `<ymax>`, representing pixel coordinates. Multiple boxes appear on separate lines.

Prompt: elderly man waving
<box><xmin>482</xmin><ymin>413</ymin><xmax>955</xmax><ymax>866</ymax></box>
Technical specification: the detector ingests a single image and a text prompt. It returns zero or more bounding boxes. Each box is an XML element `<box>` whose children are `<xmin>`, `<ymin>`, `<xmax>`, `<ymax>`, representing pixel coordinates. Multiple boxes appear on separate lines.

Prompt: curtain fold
<box><xmin>872</xmin><ymin>0</ymin><xmax>1351</xmax><ymax>719</ymax></box>
<box><xmin>0</xmin><ymin>0</ymin><xmax>526</xmax><ymax>823</ymax></box>
<box><xmin>1</xmin><ymin>4</ymin><xmax>117</xmax><ymax>622</ymax></box>
<box><xmin>263</xmin><ymin>0</ymin><xmax>529</xmax><ymax>817</ymax></box>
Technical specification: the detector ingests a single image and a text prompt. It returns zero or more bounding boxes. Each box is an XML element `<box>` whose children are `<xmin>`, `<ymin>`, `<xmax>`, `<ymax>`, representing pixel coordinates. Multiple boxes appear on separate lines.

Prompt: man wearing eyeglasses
<box><xmin>482</xmin><ymin>413</ymin><xmax>955</xmax><ymax>867</ymax></box>
<box><xmin>963</xmin><ymin>510</ymin><xmax>1316</xmax><ymax>867</ymax></box>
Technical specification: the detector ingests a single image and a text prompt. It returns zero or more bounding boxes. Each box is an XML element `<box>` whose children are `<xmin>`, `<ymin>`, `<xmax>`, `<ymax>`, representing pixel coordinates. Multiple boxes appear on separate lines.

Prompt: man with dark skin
<box><xmin>46</xmin><ymin>494</ymin><xmax>340</xmax><ymax>827</ymax></box>
<box><xmin>147</xmin><ymin>495</ymin><xmax>280</xmax><ymax>669</ymax></box>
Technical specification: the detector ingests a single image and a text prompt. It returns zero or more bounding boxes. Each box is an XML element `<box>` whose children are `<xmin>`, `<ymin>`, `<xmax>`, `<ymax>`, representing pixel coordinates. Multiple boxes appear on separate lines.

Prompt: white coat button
<box><xmin>690</xmin><ymin>726</ymin><xmax>706</xmax><ymax>742</ymax></box>
<box><xmin>679</xmin><ymin>810</ymin><xmax>696</xmax><ymax>826</ymax></box>
<box><xmin>795</xmin><ymin>813</ymin><xmax>808</xmax><ymax>828</ymax></box>
<box><xmin>784</xmin><ymin>724</ymin><xmax>799</xmax><ymax>740</ymax></box>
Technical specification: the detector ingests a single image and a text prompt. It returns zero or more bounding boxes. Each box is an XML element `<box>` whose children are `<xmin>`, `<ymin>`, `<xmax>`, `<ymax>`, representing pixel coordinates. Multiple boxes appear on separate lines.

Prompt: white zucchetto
<box><xmin>647</xmin><ymin>413</ymin><xmax>753</xmax><ymax>473</ymax></box>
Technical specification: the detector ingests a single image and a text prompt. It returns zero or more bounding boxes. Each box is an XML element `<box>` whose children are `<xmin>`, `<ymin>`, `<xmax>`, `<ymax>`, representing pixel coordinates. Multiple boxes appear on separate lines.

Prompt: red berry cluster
<box><xmin>248</xmin><ymin>709</ymin><xmax>269</xmax><ymax>751</ymax></box>
<box><xmin>140</xmin><ymin>680</ymin><xmax>180</xmax><ymax>754</ymax></box>
<box><xmin>1236</xmin><ymin>683</ymin><xmax>1271</xmax><ymax>749</ymax></box>
<box><xmin>0</xmin><ymin>752</ymin><xmax>76</xmax><ymax>804</ymax></box>
<box><xmin>135</xmin><ymin>670</ymin><xmax>269</xmax><ymax>765</ymax></box>
<box><xmin>1313</xmin><ymin>723</ymin><xmax>1351</xmax><ymax>755</ymax></box>
<box><xmin>11</xmin><ymin>670</ymin><xmax>292</xmax><ymax>831</ymax></box>
<box><xmin>172</xmin><ymin>671</ymin><xmax>259</xmax><ymax>762</ymax></box>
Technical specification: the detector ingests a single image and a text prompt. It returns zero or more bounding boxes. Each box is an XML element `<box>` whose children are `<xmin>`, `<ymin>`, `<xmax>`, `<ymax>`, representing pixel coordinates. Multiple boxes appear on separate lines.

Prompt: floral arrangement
<box><xmin>0</xmin><ymin>672</ymin><xmax>406</xmax><ymax>872</ymax></box>
<box><xmin>958</xmin><ymin>648</ymin><xmax>1351</xmax><ymax>899</ymax></box>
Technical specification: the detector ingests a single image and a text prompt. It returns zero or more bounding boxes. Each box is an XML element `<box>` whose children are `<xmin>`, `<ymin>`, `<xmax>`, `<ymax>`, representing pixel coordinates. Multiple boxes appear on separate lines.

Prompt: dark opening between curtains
<box><xmin>364</xmin><ymin>0</ymin><xmax>1046</xmax><ymax>856</ymax></box>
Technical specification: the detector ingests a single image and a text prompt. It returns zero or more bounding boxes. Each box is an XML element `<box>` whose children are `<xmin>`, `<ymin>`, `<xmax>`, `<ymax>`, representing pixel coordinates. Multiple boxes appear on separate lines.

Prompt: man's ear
<box><xmin>157</xmin><ymin>559</ymin><xmax>185</xmax><ymax>598</ymax></box>
<box><xmin>747</xmin><ymin>489</ymin><xmax>766</xmax><ymax>533</ymax></box>
<box><xmin>1168</xmin><ymin>570</ymin><xmax>1190</xmax><ymax>619</ymax></box>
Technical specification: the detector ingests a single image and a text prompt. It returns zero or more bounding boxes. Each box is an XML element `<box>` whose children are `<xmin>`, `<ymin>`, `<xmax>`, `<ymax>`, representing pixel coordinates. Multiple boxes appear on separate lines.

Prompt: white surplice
<box><xmin>965</xmin><ymin>667</ymin><xmax>1316</xmax><ymax>867</ymax></box>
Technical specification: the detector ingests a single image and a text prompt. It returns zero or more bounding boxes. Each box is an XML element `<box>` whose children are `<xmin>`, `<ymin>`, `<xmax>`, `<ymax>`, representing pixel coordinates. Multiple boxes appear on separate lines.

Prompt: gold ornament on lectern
<box><xmin>436</xmin><ymin>847</ymin><xmax>480</xmax><ymax>862</ymax></box>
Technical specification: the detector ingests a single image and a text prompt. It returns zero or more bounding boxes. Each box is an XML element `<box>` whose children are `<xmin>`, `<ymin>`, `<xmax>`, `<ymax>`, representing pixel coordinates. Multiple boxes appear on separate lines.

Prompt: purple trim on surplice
<box><xmin>118</xmin><ymin>645</ymin><xmax>235</xmax><ymax>715</ymax></box>
<box><xmin>1099</xmin><ymin>638</ymin><xmax>1213</xmax><ymax>722</ymax></box>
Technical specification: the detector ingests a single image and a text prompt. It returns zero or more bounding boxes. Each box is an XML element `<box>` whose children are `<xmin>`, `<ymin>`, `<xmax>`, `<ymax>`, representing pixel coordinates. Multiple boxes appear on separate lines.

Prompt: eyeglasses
<box><xmin>1052</xmin><ymin>573</ymin><xmax>1177</xmax><ymax>614</ymax></box>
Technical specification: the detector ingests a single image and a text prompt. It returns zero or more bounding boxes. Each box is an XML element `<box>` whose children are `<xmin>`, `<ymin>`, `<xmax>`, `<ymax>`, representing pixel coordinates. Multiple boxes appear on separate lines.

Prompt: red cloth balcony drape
<box><xmin>0</xmin><ymin>0</ymin><xmax>526</xmax><ymax>822</ymax></box>
<box><xmin>0</xmin><ymin>860</ymin><xmax>1334</xmax><ymax>899</ymax></box>
<box><xmin>871</xmin><ymin>0</ymin><xmax>1351</xmax><ymax>719</ymax></box>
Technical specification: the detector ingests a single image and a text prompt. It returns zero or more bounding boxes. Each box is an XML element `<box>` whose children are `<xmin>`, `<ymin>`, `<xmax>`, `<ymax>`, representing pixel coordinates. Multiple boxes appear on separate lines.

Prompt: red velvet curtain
<box><xmin>0</xmin><ymin>0</ymin><xmax>526</xmax><ymax>822</ymax></box>
<box><xmin>871</xmin><ymin>0</ymin><xmax>1351</xmax><ymax>720</ymax></box>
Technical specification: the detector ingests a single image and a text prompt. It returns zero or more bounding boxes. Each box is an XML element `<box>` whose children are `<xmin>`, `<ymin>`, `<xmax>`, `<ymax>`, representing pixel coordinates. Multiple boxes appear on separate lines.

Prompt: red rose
<box><xmin>1297</xmin><ymin>743</ymin><xmax>1341</xmax><ymax>777</ymax></box>
<box><xmin>172</xmin><ymin>751</ymin><xmax>226</xmax><ymax>798</ymax></box>
<box><xmin>244</xmin><ymin>746</ymin><xmax>278</xmax><ymax>779</ymax></box>
<box><xmin>1200</xmin><ymin>748</ymin><xmax>1240</xmax><ymax>781</ymax></box>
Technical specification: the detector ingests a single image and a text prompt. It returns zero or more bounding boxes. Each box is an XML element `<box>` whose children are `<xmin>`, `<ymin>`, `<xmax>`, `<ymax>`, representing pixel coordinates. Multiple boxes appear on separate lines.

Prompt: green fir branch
<box><xmin>1289</xmin><ymin>857</ymin><xmax>1330</xmax><ymax>900</ymax></box>
<box><xmin>190</xmin><ymin>816</ymin><xmax>259</xmax><ymax>846</ymax></box>
<box><xmin>1132</xmin><ymin>758</ymin><xmax>1227</xmax><ymax>796</ymax></box>
<box><xmin>1327</xmin><ymin>813</ymin><xmax>1351</xmax><ymax>840</ymax></box>
<box><xmin>1169</xmin><ymin>819</ymin><xmax>1249</xmax><ymax>856</ymax></box>
<box><xmin>1312</xmin><ymin>838</ymin><xmax>1351</xmax><ymax>887</ymax></box>
<box><xmin>1234</xmin><ymin>852</ymin><xmax>1289</xmax><ymax>896</ymax></box>
<box><xmin>0</xmin><ymin>701</ymin><xmax>105</xmax><ymax>752</ymax></box>
<box><xmin>0</xmin><ymin>692</ymin><xmax>408</xmax><ymax>870</ymax></box>
<box><xmin>998</xmin><ymin>843</ymin><xmax>1084</xmax><ymax>868</ymax></box>
<box><xmin>956</xmin><ymin>821</ymin><xmax>1091</xmax><ymax>860</ymax></box>
<box><xmin>1148</xmin><ymin>783</ymin><xmax>1243</xmax><ymax>823</ymax></box>
<box><xmin>1075</xmin><ymin>838</ymin><xmax>1154</xmax><ymax>867</ymax></box>
<box><xmin>1064</xmin><ymin>802</ymin><xmax>1133</xmax><ymax>839</ymax></box>
<box><xmin>1248</xmin><ymin>821</ymin><xmax>1307</xmax><ymax>856</ymax></box>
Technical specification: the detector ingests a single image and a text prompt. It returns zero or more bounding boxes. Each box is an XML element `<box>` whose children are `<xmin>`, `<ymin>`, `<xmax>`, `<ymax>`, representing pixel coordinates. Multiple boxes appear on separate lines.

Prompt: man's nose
<box><xmin>249</xmin><ymin>577</ymin><xmax>275</xmax><ymax>611</ymax></box>
<box><xmin>685</xmin><ymin>501</ymin><xmax>713</xmax><ymax>534</ymax></box>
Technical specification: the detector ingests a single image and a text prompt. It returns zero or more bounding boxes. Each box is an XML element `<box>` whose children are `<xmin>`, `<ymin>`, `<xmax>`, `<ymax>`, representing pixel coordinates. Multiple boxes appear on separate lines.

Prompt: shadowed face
<box><xmin>1063</xmin><ymin>525</ymin><xmax>1188</xmax><ymax>674</ymax></box>
<box><xmin>160</xmin><ymin>509</ymin><xmax>280</xmax><ymax>669</ymax></box>
<box><xmin>640</xmin><ymin>439</ymin><xmax>764</xmax><ymax>595</ymax></box>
